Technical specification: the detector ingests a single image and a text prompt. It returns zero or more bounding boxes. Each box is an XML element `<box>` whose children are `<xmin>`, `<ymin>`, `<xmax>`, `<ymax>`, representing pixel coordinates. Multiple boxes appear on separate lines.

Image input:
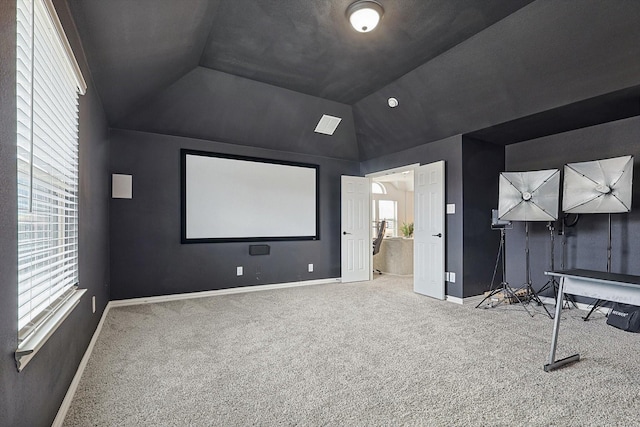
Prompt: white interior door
<box><xmin>341</xmin><ymin>176</ymin><xmax>371</xmax><ymax>283</ymax></box>
<box><xmin>414</xmin><ymin>161</ymin><xmax>445</xmax><ymax>299</ymax></box>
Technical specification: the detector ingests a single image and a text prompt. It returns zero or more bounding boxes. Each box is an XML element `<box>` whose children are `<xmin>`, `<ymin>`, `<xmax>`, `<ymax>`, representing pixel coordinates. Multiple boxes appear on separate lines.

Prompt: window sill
<box><xmin>15</xmin><ymin>288</ymin><xmax>87</xmax><ymax>372</ymax></box>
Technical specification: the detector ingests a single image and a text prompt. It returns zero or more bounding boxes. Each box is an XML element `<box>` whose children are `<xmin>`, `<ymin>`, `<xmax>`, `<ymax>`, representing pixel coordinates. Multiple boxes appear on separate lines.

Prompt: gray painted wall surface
<box><xmin>504</xmin><ymin>116</ymin><xmax>640</xmax><ymax>303</ymax></box>
<box><xmin>360</xmin><ymin>136</ymin><xmax>465</xmax><ymax>298</ymax></box>
<box><xmin>118</xmin><ymin>66</ymin><xmax>360</xmax><ymax>161</ymax></box>
<box><xmin>0</xmin><ymin>1</ymin><xmax>20</xmax><ymax>424</ymax></box>
<box><xmin>0</xmin><ymin>1</ymin><xmax>110</xmax><ymax>425</ymax></box>
<box><xmin>462</xmin><ymin>137</ymin><xmax>505</xmax><ymax>297</ymax></box>
<box><xmin>108</xmin><ymin>129</ymin><xmax>359</xmax><ymax>300</ymax></box>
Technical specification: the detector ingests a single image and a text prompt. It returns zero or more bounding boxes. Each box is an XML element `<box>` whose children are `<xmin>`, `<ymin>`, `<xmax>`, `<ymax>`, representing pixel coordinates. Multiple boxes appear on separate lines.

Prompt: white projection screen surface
<box><xmin>181</xmin><ymin>150</ymin><xmax>319</xmax><ymax>243</ymax></box>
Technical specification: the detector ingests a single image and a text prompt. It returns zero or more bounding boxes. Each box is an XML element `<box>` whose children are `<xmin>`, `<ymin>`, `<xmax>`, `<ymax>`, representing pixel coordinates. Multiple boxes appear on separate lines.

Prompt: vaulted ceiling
<box><xmin>67</xmin><ymin>0</ymin><xmax>640</xmax><ymax>161</ymax></box>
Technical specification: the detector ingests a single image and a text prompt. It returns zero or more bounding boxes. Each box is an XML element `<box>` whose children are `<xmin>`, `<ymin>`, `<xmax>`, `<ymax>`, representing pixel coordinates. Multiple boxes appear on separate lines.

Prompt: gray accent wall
<box><xmin>360</xmin><ymin>135</ymin><xmax>505</xmax><ymax>299</ymax></box>
<box><xmin>360</xmin><ymin>136</ymin><xmax>465</xmax><ymax>298</ymax></box>
<box><xmin>0</xmin><ymin>1</ymin><xmax>110</xmax><ymax>426</ymax></box>
<box><xmin>108</xmin><ymin>129</ymin><xmax>359</xmax><ymax>300</ymax></box>
<box><xmin>117</xmin><ymin>67</ymin><xmax>359</xmax><ymax>161</ymax></box>
<box><xmin>0</xmin><ymin>0</ymin><xmax>20</xmax><ymax>422</ymax></box>
<box><xmin>504</xmin><ymin>116</ymin><xmax>640</xmax><ymax>303</ymax></box>
<box><xmin>462</xmin><ymin>137</ymin><xmax>505</xmax><ymax>297</ymax></box>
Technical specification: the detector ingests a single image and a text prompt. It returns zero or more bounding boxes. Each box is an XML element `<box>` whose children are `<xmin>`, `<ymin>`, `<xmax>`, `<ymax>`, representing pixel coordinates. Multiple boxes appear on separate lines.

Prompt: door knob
<box><xmin>432</xmin><ymin>233</ymin><xmax>442</xmax><ymax>238</ymax></box>
<box><xmin>343</xmin><ymin>231</ymin><xmax>352</xmax><ymax>235</ymax></box>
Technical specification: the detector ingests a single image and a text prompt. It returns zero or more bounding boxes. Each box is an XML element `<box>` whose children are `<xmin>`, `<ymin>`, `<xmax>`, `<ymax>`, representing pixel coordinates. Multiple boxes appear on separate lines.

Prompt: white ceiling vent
<box><xmin>314</xmin><ymin>114</ymin><xmax>342</xmax><ymax>135</ymax></box>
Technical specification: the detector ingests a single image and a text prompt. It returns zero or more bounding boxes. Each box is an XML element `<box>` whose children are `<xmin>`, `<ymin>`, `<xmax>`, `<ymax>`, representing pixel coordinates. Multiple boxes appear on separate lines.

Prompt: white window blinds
<box><xmin>16</xmin><ymin>0</ymin><xmax>84</xmax><ymax>343</ymax></box>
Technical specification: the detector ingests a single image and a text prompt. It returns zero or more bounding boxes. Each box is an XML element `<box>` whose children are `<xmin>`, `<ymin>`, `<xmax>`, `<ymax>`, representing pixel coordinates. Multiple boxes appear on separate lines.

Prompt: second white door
<box><xmin>341</xmin><ymin>176</ymin><xmax>371</xmax><ymax>283</ymax></box>
<box><xmin>413</xmin><ymin>161</ymin><xmax>445</xmax><ymax>299</ymax></box>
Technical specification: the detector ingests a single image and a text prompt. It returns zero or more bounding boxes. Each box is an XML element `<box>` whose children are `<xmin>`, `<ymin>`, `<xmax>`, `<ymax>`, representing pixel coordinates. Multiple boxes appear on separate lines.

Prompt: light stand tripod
<box><xmin>561</xmin><ymin>156</ymin><xmax>633</xmax><ymax>322</ymax></box>
<box><xmin>476</xmin><ymin>219</ymin><xmax>532</xmax><ymax>314</ymax></box>
<box><xmin>521</xmin><ymin>221</ymin><xmax>553</xmax><ymax>318</ymax></box>
<box><xmin>537</xmin><ymin>220</ymin><xmax>576</xmax><ymax>310</ymax></box>
<box><xmin>538</xmin><ymin>221</ymin><xmax>559</xmax><ymax>297</ymax></box>
<box><xmin>583</xmin><ymin>213</ymin><xmax>612</xmax><ymax>321</ymax></box>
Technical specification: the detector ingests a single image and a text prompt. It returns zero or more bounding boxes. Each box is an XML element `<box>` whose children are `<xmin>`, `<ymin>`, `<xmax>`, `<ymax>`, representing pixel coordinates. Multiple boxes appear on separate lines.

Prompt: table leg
<box><xmin>544</xmin><ymin>277</ymin><xmax>580</xmax><ymax>371</ymax></box>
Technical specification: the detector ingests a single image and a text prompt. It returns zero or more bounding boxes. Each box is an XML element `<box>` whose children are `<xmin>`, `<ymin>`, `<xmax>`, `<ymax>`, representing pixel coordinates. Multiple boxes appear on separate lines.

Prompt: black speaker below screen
<box><xmin>249</xmin><ymin>245</ymin><xmax>270</xmax><ymax>256</ymax></box>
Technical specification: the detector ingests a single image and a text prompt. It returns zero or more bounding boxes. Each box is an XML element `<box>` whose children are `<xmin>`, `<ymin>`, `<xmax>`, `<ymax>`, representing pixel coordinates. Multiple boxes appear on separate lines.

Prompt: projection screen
<box><xmin>181</xmin><ymin>150</ymin><xmax>319</xmax><ymax>243</ymax></box>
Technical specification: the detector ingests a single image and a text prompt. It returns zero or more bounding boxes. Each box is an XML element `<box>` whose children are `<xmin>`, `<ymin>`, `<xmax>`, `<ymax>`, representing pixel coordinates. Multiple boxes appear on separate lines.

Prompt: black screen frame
<box><xmin>180</xmin><ymin>149</ymin><xmax>320</xmax><ymax>244</ymax></box>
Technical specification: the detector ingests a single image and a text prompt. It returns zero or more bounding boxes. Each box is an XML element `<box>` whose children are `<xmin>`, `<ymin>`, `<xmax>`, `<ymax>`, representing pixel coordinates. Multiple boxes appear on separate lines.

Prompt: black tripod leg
<box><xmin>475</xmin><ymin>288</ymin><xmax>501</xmax><ymax>308</ymax></box>
<box><xmin>477</xmin><ymin>227</ymin><xmax>505</xmax><ymax>309</ymax></box>
<box><xmin>507</xmin><ymin>285</ymin><xmax>534</xmax><ymax>317</ymax></box>
<box><xmin>537</xmin><ymin>280</ymin><xmax>553</xmax><ymax>295</ymax></box>
<box><xmin>582</xmin><ymin>299</ymin><xmax>602</xmax><ymax>321</ymax></box>
<box><xmin>528</xmin><ymin>285</ymin><xmax>553</xmax><ymax>319</ymax></box>
<box><xmin>563</xmin><ymin>293</ymin><xmax>578</xmax><ymax>309</ymax></box>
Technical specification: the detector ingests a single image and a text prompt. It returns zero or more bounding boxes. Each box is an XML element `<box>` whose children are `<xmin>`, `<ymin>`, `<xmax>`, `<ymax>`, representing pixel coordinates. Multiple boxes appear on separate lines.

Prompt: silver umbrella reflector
<box><xmin>563</xmin><ymin>155</ymin><xmax>633</xmax><ymax>214</ymax></box>
<box><xmin>498</xmin><ymin>169</ymin><xmax>560</xmax><ymax>221</ymax></box>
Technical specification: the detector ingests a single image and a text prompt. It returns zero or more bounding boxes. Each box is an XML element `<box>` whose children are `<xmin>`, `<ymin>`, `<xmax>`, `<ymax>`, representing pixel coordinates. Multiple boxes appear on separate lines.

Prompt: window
<box><xmin>372</xmin><ymin>198</ymin><xmax>398</xmax><ymax>238</ymax></box>
<box><xmin>15</xmin><ymin>0</ymin><xmax>86</xmax><ymax>371</ymax></box>
<box><xmin>372</xmin><ymin>181</ymin><xmax>386</xmax><ymax>194</ymax></box>
<box><xmin>372</xmin><ymin>184</ymin><xmax>398</xmax><ymax>236</ymax></box>
<box><xmin>378</xmin><ymin>200</ymin><xmax>397</xmax><ymax>237</ymax></box>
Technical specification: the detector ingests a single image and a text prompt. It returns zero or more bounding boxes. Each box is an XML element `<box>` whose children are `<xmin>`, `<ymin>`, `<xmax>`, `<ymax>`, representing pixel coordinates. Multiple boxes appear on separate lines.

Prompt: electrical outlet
<box><xmin>92</xmin><ymin>296</ymin><xmax>96</xmax><ymax>313</ymax></box>
<box><xmin>236</xmin><ymin>266</ymin><xmax>243</xmax><ymax>276</ymax></box>
<box><xmin>308</xmin><ymin>263</ymin><xmax>313</xmax><ymax>272</ymax></box>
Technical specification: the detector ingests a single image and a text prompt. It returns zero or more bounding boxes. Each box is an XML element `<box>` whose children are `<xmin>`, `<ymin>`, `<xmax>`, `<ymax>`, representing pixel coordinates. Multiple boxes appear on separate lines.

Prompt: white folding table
<box><xmin>544</xmin><ymin>269</ymin><xmax>640</xmax><ymax>372</ymax></box>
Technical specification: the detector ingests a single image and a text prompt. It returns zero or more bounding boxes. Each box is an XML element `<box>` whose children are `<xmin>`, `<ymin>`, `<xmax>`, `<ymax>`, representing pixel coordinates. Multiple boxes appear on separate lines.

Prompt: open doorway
<box><xmin>370</xmin><ymin>168</ymin><xmax>416</xmax><ymax>277</ymax></box>
<box><xmin>343</xmin><ymin>162</ymin><xmax>445</xmax><ymax>299</ymax></box>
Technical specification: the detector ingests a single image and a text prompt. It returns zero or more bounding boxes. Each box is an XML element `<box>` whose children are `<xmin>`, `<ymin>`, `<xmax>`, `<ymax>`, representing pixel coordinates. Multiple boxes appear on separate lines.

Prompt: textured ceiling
<box><xmin>67</xmin><ymin>0</ymin><xmax>532</xmax><ymax>122</ymax></box>
<box><xmin>66</xmin><ymin>0</ymin><xmax>640</xmax><ymax>162</ymax></box>
<box><xmin>200</xmin><ymin>0</ymin><xmax>534</xmax><ymax>104</ymax></box>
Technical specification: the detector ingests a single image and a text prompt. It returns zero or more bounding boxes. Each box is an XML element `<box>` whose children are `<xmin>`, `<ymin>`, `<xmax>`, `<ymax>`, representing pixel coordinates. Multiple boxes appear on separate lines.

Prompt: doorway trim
<box><xmin>366</xmin><ymin>163</ymin><xmax>421</xmax><ymax>179</ymax></box>
<box><xmin>366</xmin><ymin>163</ymin><xmax>420</xmax><ymax>279</ymax></box>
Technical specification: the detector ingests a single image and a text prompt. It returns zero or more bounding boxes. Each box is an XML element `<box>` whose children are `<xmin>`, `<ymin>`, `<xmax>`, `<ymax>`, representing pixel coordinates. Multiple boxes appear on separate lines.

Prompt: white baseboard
<box><xmin>52</xmin><ymin>301</ymin><xmax>112</xmax><ymax>427</ymax></box>
<box><xmin>376</xmin><ymin>272</ymin><xmax>413</xmax><ymax>278</ymax></box>
<box><xmin>446</xmin><ymin>295</ymin><xmax>464</xmax><ymax>305</ymax></box>
<box><xmin>52</xmin><ymin>277</ymin><xmax>340</xmax><ymax>425</ymax></box>
<box><xmin>109</xmin><ymin>277</ymin><xmax>342</xmax><ymax>308</ymax></box>
<box><xmin>539</xmin><ymin>295</ymin><xmax>611</xmax><ymax>314</ymax></box>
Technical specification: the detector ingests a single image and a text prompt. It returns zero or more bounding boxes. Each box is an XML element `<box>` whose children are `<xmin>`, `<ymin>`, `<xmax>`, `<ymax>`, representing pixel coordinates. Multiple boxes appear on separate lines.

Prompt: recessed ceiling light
<box><xmin>347</xmin><ymin>1</ymin><xmax>384</xmax><ymax>33</ymax></box>
<box><xmin>388</xmin><ymin>97</ymin><xmax>399</xmax><ymax>108</ymax></box>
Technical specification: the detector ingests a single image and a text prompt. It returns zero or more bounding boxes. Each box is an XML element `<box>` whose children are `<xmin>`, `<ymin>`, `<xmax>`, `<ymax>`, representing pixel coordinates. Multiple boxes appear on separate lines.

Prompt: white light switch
<box><xmin>446</xmin><ymin>204</ymin><xmax>456</xmax><ymax>214</ymax></box>
<box><xmin>308</xmin><ymin>264</ymin><xmax>314</xmax><ymax>272</ymax></box>
<box><xmin>237</xmin><ymin>266</ymin><xmax>243</xmax><ymax>276</ymax></box>
<box><xmin>449</xmin><ymin>272</ymin><xmax>456</xmax><ymax>283</ymax></box>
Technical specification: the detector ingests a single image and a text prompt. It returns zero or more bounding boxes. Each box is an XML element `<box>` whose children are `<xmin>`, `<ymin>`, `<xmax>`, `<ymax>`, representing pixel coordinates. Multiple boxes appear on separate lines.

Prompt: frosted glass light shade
<box><xmin>347</xmin><ymin>1</ymin><xmax>383</xmax><ymax>33</ymax></box>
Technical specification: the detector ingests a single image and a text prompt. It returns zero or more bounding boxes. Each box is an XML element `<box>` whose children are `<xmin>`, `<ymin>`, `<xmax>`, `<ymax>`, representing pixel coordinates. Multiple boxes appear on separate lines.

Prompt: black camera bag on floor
<box><xmin>607</xmin><ymin>303</ymin><xmax>640</xmax><ymax>332</ymax></box>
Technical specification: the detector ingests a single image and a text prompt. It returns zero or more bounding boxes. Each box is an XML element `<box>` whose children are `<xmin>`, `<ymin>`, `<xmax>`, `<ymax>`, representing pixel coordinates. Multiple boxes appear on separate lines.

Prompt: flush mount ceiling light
<box><xmin>347</xmin><ymin>0</ymin><xmax>384</xmax><ymax>33</ymax></box>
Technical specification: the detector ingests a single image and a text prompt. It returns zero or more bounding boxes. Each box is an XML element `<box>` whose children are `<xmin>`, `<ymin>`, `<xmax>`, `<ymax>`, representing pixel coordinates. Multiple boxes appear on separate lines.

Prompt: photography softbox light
<box><xmin>563</xmin><ymin>155</ymin><xmax>633</xmax><ymax>214</ymax></box>
<box><xmin>498</xmin><ymin>170</ymin><xmax>560</xmax><ymax>222</ymax></box>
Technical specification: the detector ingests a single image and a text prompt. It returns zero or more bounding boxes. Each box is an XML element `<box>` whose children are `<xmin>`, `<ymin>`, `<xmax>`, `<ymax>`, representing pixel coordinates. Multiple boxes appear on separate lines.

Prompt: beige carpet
<box><xmin>63</xmin><ymin>275</ymin><xmax>640</xmax><ymax>426</ymax></box>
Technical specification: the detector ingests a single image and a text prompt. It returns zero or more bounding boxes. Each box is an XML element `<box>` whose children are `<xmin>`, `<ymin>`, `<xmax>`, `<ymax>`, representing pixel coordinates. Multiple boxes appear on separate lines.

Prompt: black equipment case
<box><xmin>607</xmin><ymin>303</ymin><xmax>640</xmax><ymax>332</ymax></box>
